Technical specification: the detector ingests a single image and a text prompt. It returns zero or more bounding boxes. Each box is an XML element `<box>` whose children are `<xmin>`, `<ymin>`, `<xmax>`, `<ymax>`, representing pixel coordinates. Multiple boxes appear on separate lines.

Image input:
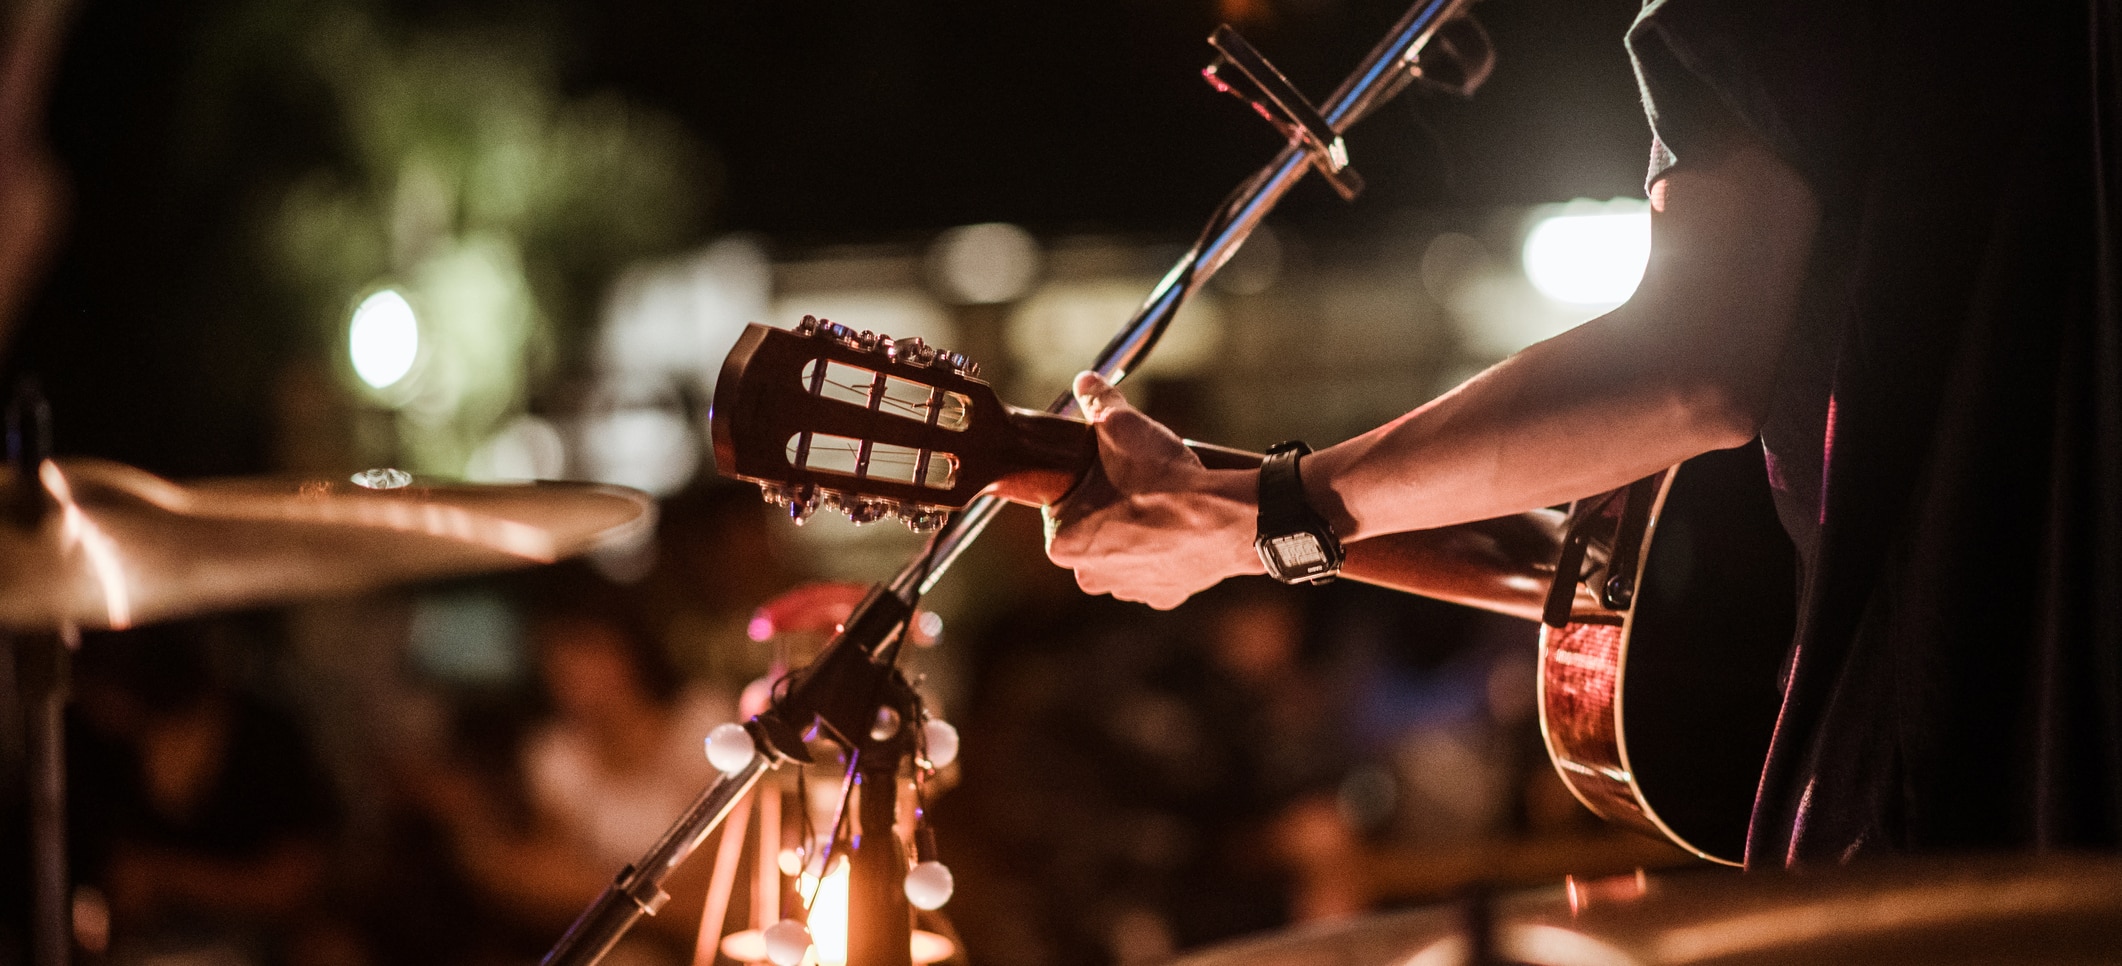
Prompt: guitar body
<box><xmin>1538</xmin><ymin>443</ymin><xmax>1798</xmax><ymax>866</ymax></box>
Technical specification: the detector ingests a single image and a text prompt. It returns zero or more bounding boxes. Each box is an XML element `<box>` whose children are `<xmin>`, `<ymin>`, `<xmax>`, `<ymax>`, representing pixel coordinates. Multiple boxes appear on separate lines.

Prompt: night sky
<box><xmin>13</xmin><ymin>0</ymin><xmax>1651</xmax><ymax>478</ymax></box>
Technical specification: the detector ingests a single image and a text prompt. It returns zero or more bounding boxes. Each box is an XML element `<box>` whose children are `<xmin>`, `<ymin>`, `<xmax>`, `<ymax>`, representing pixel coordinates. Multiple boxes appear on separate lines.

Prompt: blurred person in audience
<box><xmin>937</xmin><ymin>581</ymin><xmax>1371</xmax><ymax>966</ymax></box>
<box><xmin>635</xmin><ymin>480</ymin><xmax>797</xmax><ymax>686</ymax></box>
<box><xmin>404</xmin><ymin>564</ymin><xmax>731</xmax><ymax>964</ymax></box>
<box><xmin>68</xmin><ymin>618</ymin><xmax>352</xmax><ymax>966</ymax></box>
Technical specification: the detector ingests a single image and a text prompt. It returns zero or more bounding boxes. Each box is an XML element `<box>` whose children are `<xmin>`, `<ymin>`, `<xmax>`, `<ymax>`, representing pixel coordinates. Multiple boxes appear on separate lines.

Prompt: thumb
<box><xmin>1073</xmin><ymin>371</ymin><xmax>1130</xmax><ymax>422</ymax></box>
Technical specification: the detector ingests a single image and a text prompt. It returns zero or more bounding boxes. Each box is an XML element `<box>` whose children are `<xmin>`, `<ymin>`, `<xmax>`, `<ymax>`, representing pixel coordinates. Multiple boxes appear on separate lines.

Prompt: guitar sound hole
<box><xmin>798</xmin><ymin>359</ymin><xmax>971</xmax><ymax>431</ymax></box>
<box><xmin>785</xmin><ymin>433</ymin><xmax>957</xmax><ymax>489</ymax></box>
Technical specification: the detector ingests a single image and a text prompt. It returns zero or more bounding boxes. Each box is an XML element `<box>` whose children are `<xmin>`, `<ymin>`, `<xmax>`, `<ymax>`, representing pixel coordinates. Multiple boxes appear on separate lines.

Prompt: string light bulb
<box><xmin>705</xmin><ymin>722</ymin><xmax>757</xmax><ymax>774</ymax></box>
<box><xmin>904</xmin><ymin>861</ymin><xmax>955</xmax><ymax>910</ymax></box>
<box><xmin>761</xmin><ymin>919</ymin><xmax>812</xmax><ymax>966</ymax></box>
<box><xmin>922</xmin><ymin>718</ymin><xmax>960</xmax><ymax>769</ymax></box>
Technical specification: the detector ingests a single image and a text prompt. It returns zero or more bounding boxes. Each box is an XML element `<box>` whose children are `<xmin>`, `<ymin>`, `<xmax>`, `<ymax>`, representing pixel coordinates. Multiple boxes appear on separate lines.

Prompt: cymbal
<box><xmin>1169</xmin><ymin>853</ymin><xmax>2122</xmax><ymax>966</ymax></box>
<box><xmin>0</xmin><ymin>457</ymin><xmax>653</xmax><ymax>631</ymax></box>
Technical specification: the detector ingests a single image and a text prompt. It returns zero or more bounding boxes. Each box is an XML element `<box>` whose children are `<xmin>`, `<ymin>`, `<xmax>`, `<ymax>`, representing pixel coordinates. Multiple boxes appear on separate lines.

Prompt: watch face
<box><xmin>1263</xmin><ymin>532</ymin><xmax>1329</xmax><ymax>575</ymax></box>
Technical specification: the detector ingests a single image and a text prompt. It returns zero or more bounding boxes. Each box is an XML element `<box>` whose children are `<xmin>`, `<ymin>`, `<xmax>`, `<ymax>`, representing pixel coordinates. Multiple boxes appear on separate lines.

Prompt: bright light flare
<box><xmin>349</xmin><ymin>289</ymin><xmax>421</xmax><ymax>389</ymax></box>
<box><xmin>41</xmin><ymin>461</ymin><xmax>132</xmax><ymax>629</ymax></box>
<box><xmin>1522</xmin><ymin>206</ymin><xmax>1652</xmax><ymax>306</ymax></box>
<box><xmin>809</xmin><ymin>862</ymin><xmax>850</xmax><ymax>965</ymax></box>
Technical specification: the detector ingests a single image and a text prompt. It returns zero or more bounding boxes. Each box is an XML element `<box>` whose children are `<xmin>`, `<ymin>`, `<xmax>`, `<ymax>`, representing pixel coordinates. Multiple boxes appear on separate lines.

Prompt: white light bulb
<box><xmin>904</xmin><ymin>860</ymin><xmax>955</xmax><ymax>910</ymax></box>
<box><xmin>705</xmin><ymin>723</ymin><xmax>756</xmax><ymax>774</ymax></box>
<box><xmin>762</xmin><ymin>919</ymin><xmax>812</xmax><ymax>966</ymax></box>
<box><xmin>922</xmin><ymin>718</ymin><xmax>960</xmax><ymax>769</ymax></box>
<box><xmin>348</xmin><ymin>289</ymin><xmax>420</xmax><ymax>389</ymax></box>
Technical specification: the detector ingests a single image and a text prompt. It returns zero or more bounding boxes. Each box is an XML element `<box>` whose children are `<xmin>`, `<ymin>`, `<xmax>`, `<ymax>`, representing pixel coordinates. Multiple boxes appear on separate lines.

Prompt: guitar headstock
<box><xmin>711</xmin><ymin>317</ymin><xmax>1085</xmax><ymax>531</ymax></box>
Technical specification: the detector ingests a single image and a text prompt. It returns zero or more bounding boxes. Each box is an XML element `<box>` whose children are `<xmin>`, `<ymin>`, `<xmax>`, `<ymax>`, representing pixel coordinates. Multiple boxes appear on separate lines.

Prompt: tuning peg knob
<box><xmin>846</xmin><ymin>500</ymin><xmax>892</xmax><ymax>525</ymax></box>
<box><xmin>756</xmin><ymin>483</ymin><xmax>792</xmax><ymax>507</ymax></box>
<box><xmin>795</xmin><ymin>315</ymin><xmax>821</xmax><ymax>335</ymax></box>
<box><xmin>902</xmin><ymin>509</ymin><xmax>949</xmax><ymax>532</ymax></box>
<box><xmin>787</xmin><ymin>485</ymin><xmax>820</xmax><ymax>525</ymax></box>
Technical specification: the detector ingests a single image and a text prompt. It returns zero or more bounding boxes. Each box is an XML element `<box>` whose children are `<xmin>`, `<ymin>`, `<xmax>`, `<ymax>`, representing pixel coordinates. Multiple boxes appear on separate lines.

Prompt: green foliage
<box><xmin>261</xmin><ymin>1</ymin><xmax>714</xmax><ymax>472</ymax></box>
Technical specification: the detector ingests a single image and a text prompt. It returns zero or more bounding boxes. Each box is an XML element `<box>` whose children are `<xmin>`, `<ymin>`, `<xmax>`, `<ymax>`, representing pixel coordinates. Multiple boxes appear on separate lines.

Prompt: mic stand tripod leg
<box><xmin>540</xmin><ymin>751</ymin><xmax>773</xmax><ymax>966</ymax></box>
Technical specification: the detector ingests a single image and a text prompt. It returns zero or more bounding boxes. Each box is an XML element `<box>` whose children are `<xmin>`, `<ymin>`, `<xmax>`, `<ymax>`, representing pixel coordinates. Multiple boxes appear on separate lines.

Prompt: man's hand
<box><xmin>1042</xmin><ymin>372</ymin><xmax>1263</xmax><ymax>609</ymax></box>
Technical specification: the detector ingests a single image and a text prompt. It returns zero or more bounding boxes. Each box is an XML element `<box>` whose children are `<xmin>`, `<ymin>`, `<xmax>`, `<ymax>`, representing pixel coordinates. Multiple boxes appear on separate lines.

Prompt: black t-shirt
<box><xmin>1629</xmin><ymin>0</ymin><xmax>2122</xmax><ymax>864</ymax></box>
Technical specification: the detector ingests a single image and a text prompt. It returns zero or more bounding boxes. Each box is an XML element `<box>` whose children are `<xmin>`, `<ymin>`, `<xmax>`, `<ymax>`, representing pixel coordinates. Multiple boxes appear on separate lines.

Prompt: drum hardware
<box><xmin>0</xmin><ymin>382</ymin><xmax>653</xmax><ymax>966</ymax></box>
<box><xmin>0</xmin><ymin>455</ymin><xmax>651</xmax><ymax>632</ymax></box>
<box><xmin>1161</xmin><ymin>855</ymin><xmax>2122</xmax><ymax>966</ymax></box>
<box><xmin>9</xmin><ymin>382</ymin><xmax>74</xmax><ymax>966</ymax></box>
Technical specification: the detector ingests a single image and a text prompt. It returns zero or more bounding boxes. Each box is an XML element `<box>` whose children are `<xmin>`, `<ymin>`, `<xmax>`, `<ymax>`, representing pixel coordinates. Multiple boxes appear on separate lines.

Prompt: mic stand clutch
<box><xmin>540</xmin><ymin>588</ymin><xmax>923</xmax><ymax>966</ymax></box>
<box><xmin>540</xmin><ymin>1</ymin><xmax>1487</xmax><ymax>962</ymax></box>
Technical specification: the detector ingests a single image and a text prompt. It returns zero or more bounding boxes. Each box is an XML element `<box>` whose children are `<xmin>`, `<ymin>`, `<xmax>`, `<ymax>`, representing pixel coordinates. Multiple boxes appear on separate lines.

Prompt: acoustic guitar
<box><xmin>709</xmin><ymin>318</ymin><xmax>1795</xmax><ymax>865</ymax></box>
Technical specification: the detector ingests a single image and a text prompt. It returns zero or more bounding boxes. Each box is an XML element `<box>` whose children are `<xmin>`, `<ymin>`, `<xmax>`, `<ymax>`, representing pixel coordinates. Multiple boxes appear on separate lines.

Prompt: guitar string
<box><xmin>798</xmin><ymin>437</ymin><xmax>949</xmax><ymax>486</ymax></box>
<box><xmin>819</xmin><ymin>377</ymin><xmax>963</xmax><ymax>424</ymax></box>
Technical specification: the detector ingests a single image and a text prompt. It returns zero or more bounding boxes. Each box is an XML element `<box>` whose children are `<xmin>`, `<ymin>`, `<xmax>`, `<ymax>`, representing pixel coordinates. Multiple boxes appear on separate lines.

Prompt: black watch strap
<box><xmin>1256</xmin><ymin>440</ymin><xmax>1342</xmax><ymax>584</ymax></box>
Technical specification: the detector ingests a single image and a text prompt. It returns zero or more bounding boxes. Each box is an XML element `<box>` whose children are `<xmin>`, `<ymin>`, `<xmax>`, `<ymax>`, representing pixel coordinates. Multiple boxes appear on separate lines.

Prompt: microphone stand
<box><xmin>539</xmin><ymin>1</ymin><xmax>1483</xmax><ymax>963</ymax></box>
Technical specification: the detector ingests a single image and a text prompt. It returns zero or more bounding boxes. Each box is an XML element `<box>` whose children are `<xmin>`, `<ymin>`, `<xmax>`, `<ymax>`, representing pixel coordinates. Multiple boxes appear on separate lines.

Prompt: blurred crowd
<box><xmin>2</xmin><ymin>478</ymin><xmax>1670</xmax><ymax>966</ymax></box>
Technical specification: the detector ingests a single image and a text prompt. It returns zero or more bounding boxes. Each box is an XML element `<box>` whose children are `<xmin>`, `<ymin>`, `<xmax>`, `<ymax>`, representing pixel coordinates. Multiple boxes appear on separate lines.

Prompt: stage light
<box><xmin>1521</xmin><ymin>203</ymin><xmax>1651</xmax><ymax>307</ymax></box>
<box><xmin>349</xmin><ymin>289</ymin><xmax>421</xmax><ymax>389</ymax></box>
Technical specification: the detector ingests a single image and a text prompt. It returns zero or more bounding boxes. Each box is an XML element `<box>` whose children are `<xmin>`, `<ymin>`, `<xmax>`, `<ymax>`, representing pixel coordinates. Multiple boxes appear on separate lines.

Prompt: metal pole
<box><xmin>540</xmin><ymin>754</ymin><xmax>771</xmax><ymax>966</ymax></box>
<box><xmin>893</xmin><ymin>0</ymin><xmax>1474</xmax><ymax>598</ymax></box>
<box><xmin>18</xmin><ymin>633</ymin><xmax>69</xmax><ymax>966</ymax></box>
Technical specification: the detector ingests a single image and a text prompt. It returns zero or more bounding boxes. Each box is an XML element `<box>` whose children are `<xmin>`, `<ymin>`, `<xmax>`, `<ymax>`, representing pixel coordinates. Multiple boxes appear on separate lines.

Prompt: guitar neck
<box><xmin>997</xmin><ymin>406</ymin><xmax>1569</xmax><ymax>622</ymax></box>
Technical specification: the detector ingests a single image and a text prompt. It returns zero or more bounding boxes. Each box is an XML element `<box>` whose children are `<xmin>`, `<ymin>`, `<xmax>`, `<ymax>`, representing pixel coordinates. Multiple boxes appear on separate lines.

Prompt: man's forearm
<box><xmin>1306</xmin><ymin>134</ymin><xmax>1821</xmax><ymax>541</ymax></box>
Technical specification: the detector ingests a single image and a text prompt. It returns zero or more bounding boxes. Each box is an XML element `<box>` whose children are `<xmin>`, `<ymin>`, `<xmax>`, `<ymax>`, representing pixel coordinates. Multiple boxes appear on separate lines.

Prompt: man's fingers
<box><xmin>1073</xmin><ymin>370</ymin><xmax>1128</xmax><ymax>422</ymax></box>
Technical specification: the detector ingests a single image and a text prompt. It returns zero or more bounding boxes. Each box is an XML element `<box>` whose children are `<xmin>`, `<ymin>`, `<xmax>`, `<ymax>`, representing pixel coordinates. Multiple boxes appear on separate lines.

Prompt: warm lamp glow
<box><xmin>722</xmin><ymin>858</ymin><xmax>955</xmax><ymax>965</ymax></box>
<box><xmin>810</xmin><ymin>863</ymin><xmax>850</xmax><ymax>966</ymax></box>
<box><xmin>1521</xmin><ymin>206</ymin><xmax>1652</xmax><ymax>306</ymax></box>
<box><xmin>349</xmin><ymin>288</ymin><xmax>421</xmax><ymax>389</ymax></box>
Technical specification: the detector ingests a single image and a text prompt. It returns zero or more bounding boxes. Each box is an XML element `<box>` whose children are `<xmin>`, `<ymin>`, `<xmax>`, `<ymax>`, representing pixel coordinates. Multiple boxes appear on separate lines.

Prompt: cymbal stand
<box><xmin>541</xmin><ymin>2</ymin><xmax>1485</xmax><ymax>963</ymax></box>
<box><xmin>7</xmin><ymin>383</ymin><xmax>72</xmax><ymax>966</ymax></box>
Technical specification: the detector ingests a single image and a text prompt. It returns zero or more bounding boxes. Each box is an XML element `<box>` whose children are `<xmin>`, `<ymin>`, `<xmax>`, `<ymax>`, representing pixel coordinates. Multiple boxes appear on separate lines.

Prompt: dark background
<box><xmin>13</xmin><ymin>0</ymin><xmax>1650</xmax><ymax>479</ymax></box>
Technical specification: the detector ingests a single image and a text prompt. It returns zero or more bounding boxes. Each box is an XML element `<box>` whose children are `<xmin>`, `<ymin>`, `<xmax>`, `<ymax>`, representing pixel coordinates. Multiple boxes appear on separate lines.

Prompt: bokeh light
<box><xmin>1521</xmin><ymin>202</ymin><xmax>1651</xmax><ymax>306</ymax></box>
<box><xmin>928</xmin><ymin>222</ymin><xmax>1042</xmax><ymax>304</ymax></box>
<box><xmin>348</xmin><ymin>289</ymin><xmax>420</xmax><ymax>390</ymax></box>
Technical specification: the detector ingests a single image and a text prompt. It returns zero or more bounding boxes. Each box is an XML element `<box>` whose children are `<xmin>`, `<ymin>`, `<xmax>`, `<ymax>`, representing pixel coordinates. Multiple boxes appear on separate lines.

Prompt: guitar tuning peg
<box><xmin>845</xmin><ymin>499</ymin><xmax>892</xmax><ymax>525</ymax></box>
<box><xmin>787</xmin><ymin>485</ymin><xmax>820</xmax><ymax>525</ymax></box>
<box><xmin>795</xmin><ymin>315</ymin><xmax>821</xmax><ymax>335</ymax></box>
<box><xmin>961</xmin><ymin>361</ymin><xmax>982</xmax><ymax>379</ymax></box>
<box><xmin>757</xmin><ymin>483</ymin><xmax>793</xmax><ymax>507</ymax></box>
<box><xmin>902</xmin><ymin>509</ymin><xmax>949</xmax><ymax>532</ymax></box>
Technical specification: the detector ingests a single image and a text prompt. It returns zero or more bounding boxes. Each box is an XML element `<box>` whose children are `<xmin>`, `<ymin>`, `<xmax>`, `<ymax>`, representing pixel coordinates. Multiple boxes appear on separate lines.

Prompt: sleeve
<box><xmin>1626</xmin><ymin>0</ymin><xmax>1873</xmax><ymax>202</ymax></box>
